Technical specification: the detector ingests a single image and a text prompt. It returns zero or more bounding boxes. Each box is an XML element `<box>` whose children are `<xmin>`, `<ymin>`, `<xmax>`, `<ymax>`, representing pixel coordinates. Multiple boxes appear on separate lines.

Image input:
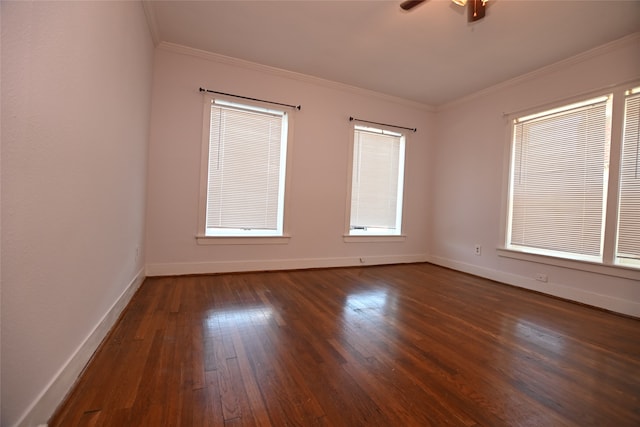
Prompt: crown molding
<box><xmin>157</xmin><ymin>41</ymin><xmax>435</xmax><ymax>112</ymax></box>
<box><xmin>437</xmin><ymin>32</ymin><xmax>640</xmax><ymax>112</ymax></box>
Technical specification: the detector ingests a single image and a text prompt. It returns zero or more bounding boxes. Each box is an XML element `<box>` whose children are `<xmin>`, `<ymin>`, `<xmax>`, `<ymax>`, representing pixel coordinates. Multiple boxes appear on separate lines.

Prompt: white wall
<box><xmin>1</xmin><ymin>2</ymin><xmax>153</xmax><ymax>426</ymax></box>
<box><xmin>430</xmin><ymin>34</ymin><xmax>640</xmax><ymax>317</ymax></box>
<box><xmin>145</xmin><ymin>45</ymin><xmax>433</xmax><ymax>275</ymax></box>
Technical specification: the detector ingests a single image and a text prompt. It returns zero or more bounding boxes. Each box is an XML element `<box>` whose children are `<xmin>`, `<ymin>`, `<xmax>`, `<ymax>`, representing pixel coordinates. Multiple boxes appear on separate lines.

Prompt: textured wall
<box><xmin>1</xmin><ymin>2</ymin><xmax>153</xmax><ymax>425</ymax></box>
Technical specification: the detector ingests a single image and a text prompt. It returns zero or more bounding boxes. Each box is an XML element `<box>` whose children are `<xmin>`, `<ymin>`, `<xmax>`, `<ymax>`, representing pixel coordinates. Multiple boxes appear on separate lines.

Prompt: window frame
<box><xmin>343</xmin><ymin>122</ymin><xmax>408</xmax><ymax>242</ymax></box>
<box><xmin>498</xmin><ymin>81</ymin><xmax>640</xmax><ymax>278</ymax></box>
<box><xmin>196</xmin><ymin>94</ymin><xmax>295</xmax><ymax>245</ymax></box>
<box><xmin>615</xmin><ymin>87</ymin><xmax>640</xmax><ymax>269</ymax></box>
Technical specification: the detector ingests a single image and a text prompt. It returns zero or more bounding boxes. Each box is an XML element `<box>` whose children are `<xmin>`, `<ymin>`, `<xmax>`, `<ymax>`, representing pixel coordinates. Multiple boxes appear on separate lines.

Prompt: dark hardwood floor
<box><xmin>50</xmin><ymin>263</ymin><xmax>640</xmax><ymax>426</ymax></box>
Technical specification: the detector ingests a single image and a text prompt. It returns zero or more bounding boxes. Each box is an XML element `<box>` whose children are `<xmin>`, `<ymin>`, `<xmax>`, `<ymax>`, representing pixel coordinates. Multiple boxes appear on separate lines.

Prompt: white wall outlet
<box><xmin>535</xmin><ymin>273</ymin><xmax>548</xmax><ymax>283</ymax></box>
<box><xmin>474</xmin><ymin>244</ymin><xmax>482</xmax><ymax>256</ymax></box>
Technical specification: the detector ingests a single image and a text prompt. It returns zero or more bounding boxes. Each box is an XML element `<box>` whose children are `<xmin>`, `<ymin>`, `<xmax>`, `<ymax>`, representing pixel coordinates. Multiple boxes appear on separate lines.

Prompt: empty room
<box><xmin>2</xmin><ymin>1</ymin><xmax>640</xmax><ymax>426</ymax></box>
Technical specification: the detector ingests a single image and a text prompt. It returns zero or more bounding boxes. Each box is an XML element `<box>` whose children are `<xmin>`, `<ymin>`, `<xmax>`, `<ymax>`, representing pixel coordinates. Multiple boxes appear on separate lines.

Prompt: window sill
<box><xmin>343</xmin><ymin>235</ymin><xmax>406</xmax><ymax>243</ymax></box>
<box><xmin>497</xmin><ymin>248</ymin><xmax>640</xmax><ymax>281</ymax></box>
<box><xmin>196</xmin><ymin>235</ymin><xmax>291</xmax><ymax>245</ymax></box>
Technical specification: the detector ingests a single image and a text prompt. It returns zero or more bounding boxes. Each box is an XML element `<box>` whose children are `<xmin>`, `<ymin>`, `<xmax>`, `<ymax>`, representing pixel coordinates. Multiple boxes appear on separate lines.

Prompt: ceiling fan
<box><xmin>401</xmin><ymin>0</ymin><xmax>489</xmax><ymax>22</ymax></box>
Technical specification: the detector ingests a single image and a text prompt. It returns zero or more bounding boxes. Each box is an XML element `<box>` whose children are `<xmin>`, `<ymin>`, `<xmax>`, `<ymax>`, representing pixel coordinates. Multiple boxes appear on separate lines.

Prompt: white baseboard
<box><xmin>146</xmin><ymin>254</ymin><xmax>429</xmax><ymax>277</ymax></box>
<box><xmin>428</xmin><ymin>255</ymin><xmax>640</xmax><ymax>318</ymax></box>
<box><xmin>149</xmin><ymin>254</ymin><xmax>639</xmax><ymax>317</ymax></box>
<box><xmin>15</xmin><ymin>268</ymin><xmax>146</xmax><ymax>427</ymax></box>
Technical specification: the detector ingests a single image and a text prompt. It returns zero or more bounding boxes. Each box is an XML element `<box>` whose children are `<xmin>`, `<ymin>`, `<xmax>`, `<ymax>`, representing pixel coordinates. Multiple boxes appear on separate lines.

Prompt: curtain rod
<box><xmin>199</xmin><ymin>87</ymin><xmax>301</xmax><ymax>110</ymax></box>
<box><xmin>349</xmin><ymin>116</ymin><xmax>417</xmax><ymax>132</ymax></box>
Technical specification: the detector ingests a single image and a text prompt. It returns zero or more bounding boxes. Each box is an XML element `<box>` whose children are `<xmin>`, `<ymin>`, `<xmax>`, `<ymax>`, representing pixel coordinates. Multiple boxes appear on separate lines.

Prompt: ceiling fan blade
<box><xmin>468</xmin><ymin>0</ymin><xmax>486</xmax><ymax>22</ymax></box>
<box><xmin>400</xmin><ymin>0</ymin><xmax>426</xmax><ymax>11</ymax></box>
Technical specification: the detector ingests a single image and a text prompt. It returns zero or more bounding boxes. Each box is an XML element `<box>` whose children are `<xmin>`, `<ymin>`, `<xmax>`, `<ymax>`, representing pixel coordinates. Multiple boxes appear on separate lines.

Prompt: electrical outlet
<box><xmin>535</xmin><ymin>273</ymin><xmax>548</xmax><ymax>283</ymax></box>
<box><xmin>474</xmin><ymin>244</ymin><xmax>482</xmax><ymax>256</ymax></box>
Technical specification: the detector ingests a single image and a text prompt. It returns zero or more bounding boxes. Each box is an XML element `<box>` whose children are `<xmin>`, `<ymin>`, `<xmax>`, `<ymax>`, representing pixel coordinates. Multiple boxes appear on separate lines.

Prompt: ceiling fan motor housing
<box><xmin>400</xmin><ymin>0</ymin><xmax>488</xmax><ymax>23</ymax></box>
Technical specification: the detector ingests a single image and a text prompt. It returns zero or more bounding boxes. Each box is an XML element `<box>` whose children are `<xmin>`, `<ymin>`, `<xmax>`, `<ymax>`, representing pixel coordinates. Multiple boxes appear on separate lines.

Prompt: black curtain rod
<box><xmin>199</xmin><ymin>87</ymin><xmax>301</xmax><ymax>110</ymax></box>
<box><xmin>349</xmin><ymin>116</ymin><xmax>417</xmax><ymax>132</ymax></box>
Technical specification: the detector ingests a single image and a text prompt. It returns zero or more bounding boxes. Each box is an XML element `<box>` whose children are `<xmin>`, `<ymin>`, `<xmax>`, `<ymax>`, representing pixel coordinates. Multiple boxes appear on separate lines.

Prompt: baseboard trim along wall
<box><xmin>146</xmin><ymin>254</ymin><xmax>429</xmax><ymax>277</ymax></box>
<box><xmin>428</xmin><ymin>255</ymin><xmax>640</xmax><ymax>318</ymax></box>
<box><xmin>148</xmin><ymin>254</ymin><xmax>639</xmax><ymax>317</ymax></box>
<box><xmin>16</xmin><ymin>268</ymin><xmax>146</xmax><ymax>427</ymax></box>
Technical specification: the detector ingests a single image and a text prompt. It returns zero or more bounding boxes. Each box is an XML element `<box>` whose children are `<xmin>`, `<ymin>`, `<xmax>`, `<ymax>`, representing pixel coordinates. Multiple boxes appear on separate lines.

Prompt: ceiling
<box><xmin>146</xmin><ymin>0</ymin><xmax>640</xmax><ymax>106</ymax></box>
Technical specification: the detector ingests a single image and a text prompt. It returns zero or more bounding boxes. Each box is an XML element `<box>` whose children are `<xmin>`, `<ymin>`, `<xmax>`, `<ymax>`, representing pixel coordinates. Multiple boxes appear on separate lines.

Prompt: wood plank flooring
<box><xmin>49</xmin><ymin>263</ymin><xmax>640</xmax><ymax>426</ymax></box>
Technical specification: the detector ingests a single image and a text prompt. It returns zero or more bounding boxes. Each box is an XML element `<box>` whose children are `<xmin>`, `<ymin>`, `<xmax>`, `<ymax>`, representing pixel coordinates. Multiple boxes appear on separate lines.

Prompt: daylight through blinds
<box><xmin>350</xmin><ymin>126</ymin><xmax>404</xmax><ymax>232</ymax></box>
<box><xmin>509</xmin><ymin>97</ymin><xmax>611</xmax><ymax>259</ymax></box>
<box><xmin>206</xmin><ymin>101</ymin><xmax>286</xmax><ymax>233</ymax></box>
<box><xmin>617</xmin><ymin>91</ymin><xmax>640</xmax><ymax>262</ymax></box>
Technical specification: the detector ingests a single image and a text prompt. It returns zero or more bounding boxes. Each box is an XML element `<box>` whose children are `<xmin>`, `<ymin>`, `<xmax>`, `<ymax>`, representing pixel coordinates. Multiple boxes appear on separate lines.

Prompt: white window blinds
<box><xmin>206</xmin><ymin>100</ymin><xmax>287</xmax><ymax>235</ymax></box>
<box><xmin>350</xmin><ymin>126</ymin><xmax>405</xmax><ymax>234</ymax></box>
<box><xmin>508</xmin><ymin>96</ymin><xmax>611</xmax><ymax>260</ymax></box>
<box><xmin>617</xmin><ymin>91</ymin><xmax>640</xmax><ymax>264</ymax></box>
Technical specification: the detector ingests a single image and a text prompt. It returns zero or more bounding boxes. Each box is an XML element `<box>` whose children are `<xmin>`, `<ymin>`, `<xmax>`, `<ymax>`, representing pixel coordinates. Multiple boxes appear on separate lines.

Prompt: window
<box><xmin>507</xmin><ymin>95</ymin><xmax>611</xmax><ymax>261</ymax></box>
<box><xmin>347</xmin><ymin>124</ymin><xmax>406</xmax><ymax>236</ymax></box>
<box><xmin>504</xmin><ymin>84</ymin><xmax>640</xmax><ymax>270</ymax></box>
<box><xmin>617</xmin><ymin>88</ymin><xmax>640</xmax><ymax>267</ymax></box>
<box><xmin>198</xmin><ymin>96</ymin><xmax>292</xmax><ymax>240</ymax></box>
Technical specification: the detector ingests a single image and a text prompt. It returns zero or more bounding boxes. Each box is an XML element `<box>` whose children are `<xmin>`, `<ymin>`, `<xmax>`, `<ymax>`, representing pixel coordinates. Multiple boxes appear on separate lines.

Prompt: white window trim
<box><xmin>196</xmin><ymin>235</ymin><xmax>291</xmax><ymax>245</ymax></box>
<box><xmin>496</xmin><ymin>248</ymin><xmax>640</xmax><ymax>281</ymax></box>
<box><xmin>498</xmin><ymin>80</ymin><xmax>640</xmax><ymax>277</ymax></box>
<box><xmin>343</xmin><ymin>122</ymin><xmax>408</xmax><ymax>242</ymax></box>
<box><xmin>196</xmin><ymin>93</ymin><xmax>295</xmax><ymax>244</ymax></box>
<box><xmin>343</xmin><ymin>235</ymin><xmax>406</xmax><ymax>243</ymax></box>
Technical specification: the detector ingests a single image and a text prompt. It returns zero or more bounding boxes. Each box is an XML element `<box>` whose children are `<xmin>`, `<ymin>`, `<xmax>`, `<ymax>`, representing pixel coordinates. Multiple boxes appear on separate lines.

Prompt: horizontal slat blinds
<box><xmin>509</xmin><ymin>97</ymin><xmax>610</xmax><ymax>259</ymax></box>
<box><xmin>350</xmin><ymin>127</ymin><xmax>402</xmax><ymax>231</ymax></box>
<box><xmin>617</xmin><ymin>92</ymin><xmax>640</xmax><ymax>262</ymax></box>
<box><xmin>206</xmin><ymin>101</ymin><xmax>285</xmax><ymax>233</ymax></box>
